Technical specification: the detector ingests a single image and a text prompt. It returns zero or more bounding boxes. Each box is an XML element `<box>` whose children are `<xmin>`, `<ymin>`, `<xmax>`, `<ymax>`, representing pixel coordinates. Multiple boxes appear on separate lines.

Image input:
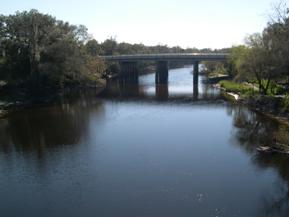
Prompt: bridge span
<box><xmin>101</xmin><ymin>53</ymin><xmax>228</xmax><ymax>62</ymax></box>
<box><xmin>101</xmin><ymin>53</ymin><xmax>229</xmax><ymax>84</ymax></box>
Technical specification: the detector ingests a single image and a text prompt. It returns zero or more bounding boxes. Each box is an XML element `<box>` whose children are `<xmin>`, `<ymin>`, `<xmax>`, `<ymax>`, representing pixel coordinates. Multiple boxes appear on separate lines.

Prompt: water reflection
<box><xmin>258</xmin><ymin>160</ymin><xmax>289</xmax><ymax>217</ymax></box>
<box><xmin>229</xmin><ymin>105</ymin><xmax>289</xmax><ymax>153</ymax></box>
<box><xmin>229</xmin><ymin>106</ymin><xmax>289</xmax><ymax>216</ymax></box>
<box><xmin>0</xmin><ymin>66</ymin><xmax>289</xmax><ymax>217</ymax></box>
<box><xmin>102</xmin><ymin>75</ymin><xmax>223</xmax><ymax>102</ymax></box>
<box><xmin>0</xmin><ymin>93</ymin><xmax>105</xmax><ymax>155</ymax></box>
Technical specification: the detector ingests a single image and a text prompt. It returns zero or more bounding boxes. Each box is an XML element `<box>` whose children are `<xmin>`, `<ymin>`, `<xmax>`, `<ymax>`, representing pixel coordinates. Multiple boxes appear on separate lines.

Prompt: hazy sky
<box><xmin>0</xmin><ymin>0</ymin><xmax>281</xmax><ymax>49</ymax></box>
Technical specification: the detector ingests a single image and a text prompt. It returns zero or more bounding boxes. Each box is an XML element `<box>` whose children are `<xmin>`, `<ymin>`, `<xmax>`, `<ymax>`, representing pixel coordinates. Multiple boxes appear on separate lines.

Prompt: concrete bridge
<box><xmin>101</xmin><ymin>53</ymin><xmax>228</xmax><ymax>84</ymax></box>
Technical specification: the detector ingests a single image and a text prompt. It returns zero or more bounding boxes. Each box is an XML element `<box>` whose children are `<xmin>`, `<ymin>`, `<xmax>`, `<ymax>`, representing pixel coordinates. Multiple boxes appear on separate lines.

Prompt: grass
<box><xmin>219</xmin><ymin>80</ymin><xmax>256</xmax><ymax>96</ymax></box>
<box><xmin>282</xmin><ymin>94</ymin><xmax>289</xmax><ymax>111</ymax></box>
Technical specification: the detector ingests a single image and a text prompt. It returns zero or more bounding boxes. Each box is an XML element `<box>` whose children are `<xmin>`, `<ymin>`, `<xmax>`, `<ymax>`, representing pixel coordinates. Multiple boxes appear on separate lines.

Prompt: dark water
<box><xmin>1</xmin><ymin>66</ymin><xmax>289</xmax><ymax>217</ymax></box>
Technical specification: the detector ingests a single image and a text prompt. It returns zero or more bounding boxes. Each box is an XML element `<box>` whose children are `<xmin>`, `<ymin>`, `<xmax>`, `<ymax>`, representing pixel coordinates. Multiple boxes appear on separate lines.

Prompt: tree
<box><xmin>228</xmin><ymin>45</ymin><xmax>250</xmax><ymax>80</ymax></box>
<box><xmin>243</xmin><ymin>33</ymin><xmax>279</xmax><ymax>95</ymax></box>
<box><xmin>0</xmin><ymin>9</ymin><xmax>106</xmax><ymax>92</ymax></box>
<box><xmin>265</xmin><ymin>2</ymin><xmax>289</xmax><ymax>80</ymax></box>
<box><xmin>85</xmin><ymin>39</ymin><xmax>103</xmax><ymax>56</ymax></box>
<box><xmin>101</xmin><ymin>37</ymin><xmax>118</xmax><ymax>55</ymax></box>
<box><xmin>3</xmin><ymin>10</ymin><xmax>55</xmax><ymax>78</ymax></box>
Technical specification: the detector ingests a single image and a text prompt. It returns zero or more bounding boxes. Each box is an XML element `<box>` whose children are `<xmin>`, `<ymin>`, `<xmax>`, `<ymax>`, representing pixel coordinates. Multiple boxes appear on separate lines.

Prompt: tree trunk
<box><xmin>29</xmin><ymin>15</ymin><xmax>41</xmax><ymax>85</ymax></box>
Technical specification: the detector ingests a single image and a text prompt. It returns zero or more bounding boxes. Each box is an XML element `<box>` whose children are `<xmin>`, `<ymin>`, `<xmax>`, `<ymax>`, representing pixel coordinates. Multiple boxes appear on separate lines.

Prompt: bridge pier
<box><xmin>193</xmin><ymin>80</ymin><xmax>199</xmax><ymax>100</ymax></box>
<box><xmin>120</xmin><ymin>61</ymin><xmax>138</xmax><ymax>83</ymax></box>
<box><xmin>156</xmin><ymin>84</ymin><xmax>169</xmax><ymax>100</ymax></box>
<box><xmin>193</xmin><ymin>61</ymin><xmax>199</xmax><ymax>85</ymax></box>
<box><xmin>156</xmin><ymin>61</ymin><xmax>169</xmax><ymax>84</ymax></box>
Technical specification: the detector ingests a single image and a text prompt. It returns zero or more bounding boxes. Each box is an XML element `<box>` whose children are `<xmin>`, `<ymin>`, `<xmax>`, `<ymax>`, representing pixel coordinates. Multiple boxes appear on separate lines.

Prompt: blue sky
<box><xmin>0</xmin><ymin>0</ymin><xmax>280</xmax><ymax>49</ymax></box>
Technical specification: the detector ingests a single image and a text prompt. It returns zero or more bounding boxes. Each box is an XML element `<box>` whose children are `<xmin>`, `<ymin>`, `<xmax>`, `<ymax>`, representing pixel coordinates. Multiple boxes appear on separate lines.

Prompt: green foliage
<box><xmin>85</xmin><ymin>39</ymin><xmax>103</xmax><ymax>56</ymax></box>
<box><xmin>219</xmin><ymin>80</ymin><xmax>255</xmax><ymax>96</ymax></box>
<box><xmin>268</xmin><ymin>81</ymin><xmax>286</xmax><ymax>95</ymax></box>
<box><xmin>282</xmin><ymin>94</ymin><xmax>289</xmax><ymax>110</ymax></box>
<box><xmin>0</xmin><ymin>9</ymin><xmax>106</xmax><ymax>94</ymax></box>
<box><xmin>228</xmin><ymin>45</ymin><xmax>250</xmax><ymax>80</ymax></box>
<box><xmin>203</xmin><ymin>61</ymin><xmax>227</xmax><ymax>76</ymax></box>
<box><xmin>219</xmin><ymin>4</ymin><xmax>289</xmax><ymax>96</ymax></box>
<box><xmin>101</xmin><ymin>37</ymin><xmax>118</xmax><ymax>55</ymax></box>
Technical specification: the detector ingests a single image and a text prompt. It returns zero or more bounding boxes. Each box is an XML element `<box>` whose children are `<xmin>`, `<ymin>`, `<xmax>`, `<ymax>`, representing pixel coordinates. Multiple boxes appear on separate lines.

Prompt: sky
<box><xmin>0</xmin><ymin>0</ymin><xmax>282</xmax><ymax>49</ymax></box>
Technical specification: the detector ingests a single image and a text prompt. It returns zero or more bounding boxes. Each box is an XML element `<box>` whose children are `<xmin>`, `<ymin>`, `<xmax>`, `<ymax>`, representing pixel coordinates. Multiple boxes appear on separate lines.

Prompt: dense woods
<box><xmin>0</xmin><ymin>10</ymin><xmax>106</xmax><ymax>95</ymax></box>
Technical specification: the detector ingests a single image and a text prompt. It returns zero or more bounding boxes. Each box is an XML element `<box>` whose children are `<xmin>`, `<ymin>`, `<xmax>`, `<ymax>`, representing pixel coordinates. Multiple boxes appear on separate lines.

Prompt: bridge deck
<box><xmin>101</xmin><ymin>53</ymin><xmax>229</xmax><ymax>62</ymax></box>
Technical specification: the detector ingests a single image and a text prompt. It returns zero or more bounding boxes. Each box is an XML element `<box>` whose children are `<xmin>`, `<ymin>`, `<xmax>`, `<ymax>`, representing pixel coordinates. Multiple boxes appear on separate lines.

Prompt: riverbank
<box><xmin>213</xmin><ymin>81</ymin><xmax>289</xmax><ymax>155</ymax></box>
<box><xmin>214</xmin><ymin>82</ymin><xmax>289</xmax><ymax>126</ymax></box>
<box><xmin>0</xmin><ymin>80</ymin><xmax>106</xmax><ymax>119</ymax></box>
<box><xmin>245</xmin><ymin>95</ymin><xmax>289</xmax><ymax>126</ymax></box>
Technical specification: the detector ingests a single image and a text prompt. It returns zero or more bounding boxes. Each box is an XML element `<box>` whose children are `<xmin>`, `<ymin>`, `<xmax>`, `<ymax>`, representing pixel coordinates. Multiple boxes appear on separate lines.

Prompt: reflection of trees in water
<box><xmin>201</xmin><ymin>82</ymin><xmax>220</xmax><ymax>100</ymax></box>
<box><xmin>0</xmin><ymin>119</ymin><xmax>13</xmax><ymax>153</ymax></box>
<box><xmin>0</xmin><ymin>92</ymin><xmax>105</xmax><ymax>155</ymax></box>
<box><xmin>228</xmin><ymin>105</ymin><xmax>289</xmax><ymax>216</ymax></box>
<box><xmin>256</xmin><ymin>154</ymin><xmax>289</xmax><ymax>217</ymax></box>
<box><xmin>261</xmin><ymin>186</ymin><xmax>289</xmax><ymax>217</ymax></box>
<box><xmin>229</xmin><ymin>105</ymin><xmax>277</xmax><ymax>152</ymax></box>
<box><xmin>102</xmin><ymin>80</ymin><xmax>146</xmax><ymax>98</ymax></box>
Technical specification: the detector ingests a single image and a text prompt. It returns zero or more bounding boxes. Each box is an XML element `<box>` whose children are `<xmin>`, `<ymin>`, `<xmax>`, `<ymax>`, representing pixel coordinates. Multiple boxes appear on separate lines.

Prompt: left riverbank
<box><xmin>0</xmin><ymin>79</ymin><xmax>106</xmax><ymax>119</ymax></box>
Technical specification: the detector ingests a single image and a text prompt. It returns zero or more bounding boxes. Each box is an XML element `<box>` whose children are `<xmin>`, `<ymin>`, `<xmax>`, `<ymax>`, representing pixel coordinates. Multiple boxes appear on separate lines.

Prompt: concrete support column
<box><xmin>156</xmin><ymin>84</ymin><xmax>169</xmax><ymax>100</ymax></box>
<box><xmin>120</xmin><ymin>61</ymin><xmax>138</xmax><ymax>83</ymax></box>
<box><xmin>156</xmin><ymin>61</ymin><xmax>169</xmax><ymax>84</ymax></box>
<box><xmin>193</xmin><ymin>61</ymin><xmax>199</xmax><ymax>85</ymax></box>
<box><xmin>193</xmin><ymin>81</ymin><xmax>199</xmax><ymax>100</ymax></box>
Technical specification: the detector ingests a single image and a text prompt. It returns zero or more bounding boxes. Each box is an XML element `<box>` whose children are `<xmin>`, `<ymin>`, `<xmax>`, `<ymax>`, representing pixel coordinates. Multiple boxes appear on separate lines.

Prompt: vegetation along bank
<box><xmin>204</xmin><ymin>4</ymin><xmax>289</xmax><ymax>124</ymax></box>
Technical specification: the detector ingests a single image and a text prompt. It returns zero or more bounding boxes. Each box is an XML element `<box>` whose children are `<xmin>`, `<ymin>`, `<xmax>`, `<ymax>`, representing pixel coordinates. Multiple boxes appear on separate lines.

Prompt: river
<box><xmin>0</xmin><ymin>65</ymin><xmax>289</xmax><ymax>217</ymax></box>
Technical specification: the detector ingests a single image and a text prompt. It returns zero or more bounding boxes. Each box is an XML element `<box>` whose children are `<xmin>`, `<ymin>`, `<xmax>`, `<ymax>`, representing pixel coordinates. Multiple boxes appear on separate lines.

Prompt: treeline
<box><xmin>87</xmin><ymin>37</ymin><xmax>229</xmax><ymax>56</ymax></box>
<box><xmin>210</xmin><ymin>3</ymin><xmax>289</xmax><ymax>95</ymax></box>
<box><xmin>0</xmin><ymin>10</ymin><xmax>106</xmax><ymax>95</ymax></box>
<box><xmin>86</xmin><ymin>37</ymin><xmax>229</xmax><ymax>75</ymax></box>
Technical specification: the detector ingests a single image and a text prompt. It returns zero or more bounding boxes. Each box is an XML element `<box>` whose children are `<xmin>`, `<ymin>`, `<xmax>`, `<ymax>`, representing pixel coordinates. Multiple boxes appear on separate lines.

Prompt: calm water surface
<box><xmin>0</xmin><ymin>66</ymin><xmax>289</xmax><ymax>217</ymax></box>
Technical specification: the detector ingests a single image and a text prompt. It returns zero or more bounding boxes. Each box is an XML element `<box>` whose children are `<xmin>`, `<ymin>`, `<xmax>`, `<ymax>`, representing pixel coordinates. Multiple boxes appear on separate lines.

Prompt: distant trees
<box><xmin>0</xmin><ymin>10</ymin><xmax>106</xmax><ymax>93</ymax></box>
<box><xmin>82</xmin><ymin>37</ymin><xmax>228</xmax><ymax>75</ymax></box>
<box><xmin>85</xmin><ymin>39</ymin><xmax>103</xmax><ymax>56</ymax></box>
<box><xmin>101</xmin><ymin>38</ymin><xmax>118</xmax><ymax>55</ymax></box>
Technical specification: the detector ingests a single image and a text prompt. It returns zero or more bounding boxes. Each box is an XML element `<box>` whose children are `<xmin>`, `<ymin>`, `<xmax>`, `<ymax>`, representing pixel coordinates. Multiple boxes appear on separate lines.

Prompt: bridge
<box><xmin>101</xmin><ymin>53</ymin><xmax>229</xmax><ymax>84</ymax></box>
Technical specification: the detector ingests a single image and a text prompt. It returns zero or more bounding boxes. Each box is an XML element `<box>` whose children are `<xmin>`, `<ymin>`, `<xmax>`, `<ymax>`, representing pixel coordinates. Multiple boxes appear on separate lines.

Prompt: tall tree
<box><xmin>243</xmin><ymin>33</ymin><xmax>279</xmax><ymax>95</ymax></box>
<box><xmin>0</xmin><ymin>9</ymin><xmax>105</xmax><ymax>91</ymax></box>
<box><xmin>3</xmin><ymin>10</ymin><xmax>55</xmax><ymax>78</ymax></box>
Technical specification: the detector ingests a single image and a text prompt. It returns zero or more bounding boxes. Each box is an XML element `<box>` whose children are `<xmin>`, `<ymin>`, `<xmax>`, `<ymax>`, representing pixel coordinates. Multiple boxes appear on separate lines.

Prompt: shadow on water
<box><xmin>228</xmin><ymin>105</ymin><xmax>289</xmax><ymax>217</ymax></box>
<box><xmin>0</xmin><ymin>91</ymin><xmax>105</xmax><ymax>155</ymax></box>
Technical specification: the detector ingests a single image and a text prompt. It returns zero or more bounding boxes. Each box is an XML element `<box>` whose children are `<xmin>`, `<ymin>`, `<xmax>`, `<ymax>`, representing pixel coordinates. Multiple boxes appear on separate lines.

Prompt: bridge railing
<box><xmin>100</xmin><ymin>53</ymin><xmax>229</xmax><ymax>62</ymax></box>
